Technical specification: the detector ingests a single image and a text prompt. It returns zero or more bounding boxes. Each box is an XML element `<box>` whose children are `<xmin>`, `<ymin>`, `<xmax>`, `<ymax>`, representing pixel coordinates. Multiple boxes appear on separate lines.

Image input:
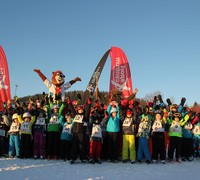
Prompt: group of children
<box><xmin>0</xmin><ymin>90</ymin><xmax>200</xmax><ymax>165</ymax></box>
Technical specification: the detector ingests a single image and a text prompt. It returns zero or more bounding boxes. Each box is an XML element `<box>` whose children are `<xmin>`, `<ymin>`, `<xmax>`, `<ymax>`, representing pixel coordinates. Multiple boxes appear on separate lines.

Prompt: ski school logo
<box><xmin>0</xmin><ymin>68</ymin><xmax>8</xmax><ymax>90</ymax></box>
<box><xmin>91</xmin><ymin>67</ymin><xmax>101</xmax><ymax>84</ymax></box>
<box><xmin>86</xmin><ymin>84</ymin><xmax>95</xmax><ymax>93</ymax></box>
<box><xmin>111</xmin><ymin>57</ymin><xmax>130</xmax><ymax>91</ymax></box>
<box><xmin>87</xmin><ymin>66</ymin><xmax>101</xmax><ymax>93</ymax></box>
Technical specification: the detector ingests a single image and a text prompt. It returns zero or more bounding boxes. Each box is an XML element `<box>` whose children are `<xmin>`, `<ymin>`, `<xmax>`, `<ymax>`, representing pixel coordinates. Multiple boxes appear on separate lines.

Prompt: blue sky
<box><xmin>0</xmin><ymin>0</ymin><xmax>200</xmax><ymax>106</ymax></box>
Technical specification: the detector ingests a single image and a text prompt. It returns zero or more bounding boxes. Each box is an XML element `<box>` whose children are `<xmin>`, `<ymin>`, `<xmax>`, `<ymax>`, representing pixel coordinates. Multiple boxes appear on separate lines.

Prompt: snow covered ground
<box><xmin>0</xmin><ymin>158</ymin><xmax>200</xmax><ymax>180</ymax></box>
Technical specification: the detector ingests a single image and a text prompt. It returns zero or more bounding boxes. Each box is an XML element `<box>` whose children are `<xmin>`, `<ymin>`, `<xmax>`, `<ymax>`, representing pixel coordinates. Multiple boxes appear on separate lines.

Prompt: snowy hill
<box><xmin>0</xmin><ymin>158</ymin><xmax>200</xmax><ymax>180</ymax></box>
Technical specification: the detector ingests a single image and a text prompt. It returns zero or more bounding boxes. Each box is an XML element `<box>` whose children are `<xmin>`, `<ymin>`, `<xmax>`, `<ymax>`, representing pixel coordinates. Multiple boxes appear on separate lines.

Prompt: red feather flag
<box><xmin>0</xmin><ymin>45</ymin><xmax>11</xmax><ymax>111</ymax></box>
<box><xmin>109</xmin><ymin>46</ymin><xmax>133</xmax><ymax>98</ymax></box>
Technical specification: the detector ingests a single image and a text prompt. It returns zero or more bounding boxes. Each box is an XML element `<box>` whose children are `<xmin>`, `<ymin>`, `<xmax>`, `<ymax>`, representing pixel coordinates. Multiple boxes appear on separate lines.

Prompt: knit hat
<box><xmin>110</xmin><ymin>107</ymin><xmax>117</xmax><ymax>114</ymax></box>
<box><xmin>126</xmin><ymin>108</ymin><xmax>133</xmax><ymax>116</ymax></box>
<box><xmin>154</xmin><ymin>110</ymin><xmax>163</xmax><ymax>115</ymax></box>
<box><xmin>12</xmin><ymin>113</ymin><xmax>18</xmax><ymax>120</ymax></box>
<box><xmin>23</xmin><ymin>112</ymin><xmax>31</xmax><ymax>119</ymax></box>
<box><xmin>51</xmin><ymin>104</ymin><xmax>59</xmax><ymax>110</ymax></box>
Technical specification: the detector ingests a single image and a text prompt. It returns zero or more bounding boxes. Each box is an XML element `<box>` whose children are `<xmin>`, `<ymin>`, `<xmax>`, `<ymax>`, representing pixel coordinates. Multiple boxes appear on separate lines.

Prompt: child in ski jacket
<box><xmin>59</xmin><ymin>111</ymin><xmax>73</xmax><ymax>161</ymax></box>
<box><xmin>136</xmin><ymin>114</ymin><xmax>152</xmax><ymax>163</ymax></box>
<box><xmin>8</xmin><ymin>113</ymin><xmax>21</xmax><ymax>158</ymax></box>
<box><xmin>89</xmin><ymin>113</ymin><xmax>103</xmax><ymax>164</ymax></box>
<box><xmin>167</xmin><ymin>112</ymin><xmax>189</xmax><ymax>162</ymax></box>
<box><xmin>19</xmin><ymin>112</ymin><xmax>36</xmax><ymax>158</ymax></box>
<box><xmin>0</xmin><ymin>113</ymin><xmax>9</xmax><ymax>156</ymax></box>
<box><xmin>106</xmin><ymin>102</ymin><xmax>120</xmax><ymax>162</ymax></box>
<box><xmin>68</xmin><ymin>96</ymin><xmax>92</xmax><ymax>164</ymax></box>
<box><xmin>181</xmin><ymin>116</ymin><xmax>194</xmax><ymax>161</ymax></box>
<box><xmin>151</xmin><ymin>110</ymin><xmax>166</xmax><ymax>163</ymax></box>
<box><xmin>192</xmin><ymin>121</ymin><xmax>200</xmax><ymax>157</ymax></box>
<box><xmin>46</xmin><ymin>103</ymin><xmax>63</xmax><ymax>159</ymax></box>
<box><xmin>33</xmin><ymin>110</ymin><xmax>47</xmax><ymax>159</ymax></box>
<box><xmin>122</xmin><ymin>108</ymin><xmax>137</xmax><ymax>164</ymax></box>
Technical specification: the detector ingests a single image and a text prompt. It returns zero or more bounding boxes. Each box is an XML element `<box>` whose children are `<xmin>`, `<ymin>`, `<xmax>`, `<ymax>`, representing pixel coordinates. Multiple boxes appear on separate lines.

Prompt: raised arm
<box><xmin>34</xmin><ymin>69</ymin><xmax>47</xmax><ymax>82</ymax></box>
<box><xmin>69</xmin><ymin>77</ymin><xmax>81</xmax><ymax>85</ymax></box>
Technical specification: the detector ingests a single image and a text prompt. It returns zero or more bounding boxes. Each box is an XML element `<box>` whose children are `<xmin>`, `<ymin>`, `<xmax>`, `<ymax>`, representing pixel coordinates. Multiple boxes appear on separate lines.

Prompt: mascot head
<box><xmin>52</xmin><ymin>70</ymin><xmax>65</xmax><ymax>86</ymax></box>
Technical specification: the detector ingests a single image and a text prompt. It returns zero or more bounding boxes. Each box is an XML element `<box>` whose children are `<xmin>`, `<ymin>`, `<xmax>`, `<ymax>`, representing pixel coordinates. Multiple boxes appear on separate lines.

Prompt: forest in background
<box><xmin>15</xmin><ymin>90</ymin><xmax>200</xmax><ymax>112</ymax></box>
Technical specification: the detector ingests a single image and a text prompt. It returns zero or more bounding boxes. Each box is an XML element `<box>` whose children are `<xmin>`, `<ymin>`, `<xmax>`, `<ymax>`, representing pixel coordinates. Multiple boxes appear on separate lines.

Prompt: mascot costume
<box><xmin>34</xmin><ymin>69</ymin><xmax>81</xmax><ymax>102</ymax></box>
